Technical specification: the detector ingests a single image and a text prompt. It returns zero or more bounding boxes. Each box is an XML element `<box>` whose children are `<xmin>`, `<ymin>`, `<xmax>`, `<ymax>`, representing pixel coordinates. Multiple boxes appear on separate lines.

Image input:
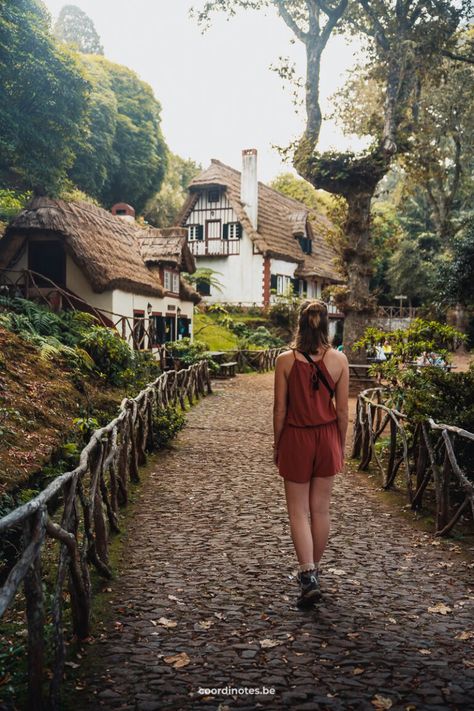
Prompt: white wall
<box><xmin>196</xmin><ymin>229</ymin><xmax>264</xmax><ymax>305</ymax></box>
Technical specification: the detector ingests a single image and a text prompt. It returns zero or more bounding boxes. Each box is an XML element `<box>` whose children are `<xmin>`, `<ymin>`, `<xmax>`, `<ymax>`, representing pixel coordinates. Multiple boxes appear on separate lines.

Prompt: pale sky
<box><xmin>43</xmin><ymin>0</ymin><xmax>363</xmax><ymax>183</ymax></box>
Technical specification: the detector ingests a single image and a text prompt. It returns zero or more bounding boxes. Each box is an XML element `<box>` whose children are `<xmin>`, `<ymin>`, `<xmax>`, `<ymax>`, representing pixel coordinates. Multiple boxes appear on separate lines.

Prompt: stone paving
<box><xmin>66</xmin><ymin>373</ymin><xmax>474</xmax><ymax>711</ymax></box>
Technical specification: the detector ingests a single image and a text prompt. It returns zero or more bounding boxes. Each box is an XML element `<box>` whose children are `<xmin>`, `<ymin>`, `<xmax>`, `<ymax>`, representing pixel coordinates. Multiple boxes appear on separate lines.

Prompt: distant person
<box><xmin>382</xmin><ymin>340</ymin><xmax>393</xmax><ymax>358</ymax></box>
<box><xmin>375</xmin><ymin>343</ymin><xmax>386</xmax><ymax>362</ymax></box>
<box><xmin>273</xmin><ymin>300</ymin><xmax>349</xmax><ymax>608</ymax></box>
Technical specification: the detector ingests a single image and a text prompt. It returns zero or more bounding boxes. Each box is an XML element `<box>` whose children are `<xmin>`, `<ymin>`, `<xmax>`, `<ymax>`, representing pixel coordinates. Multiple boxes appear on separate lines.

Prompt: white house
<box><xmin>0</xmin><ymin>197</ymin><xmax>201</xmax><ymax>349</ymax></box>
<box><xmin>177</xmin><ymin>149</ymin><xmax>344</xmax><ymax>338</ymax></box>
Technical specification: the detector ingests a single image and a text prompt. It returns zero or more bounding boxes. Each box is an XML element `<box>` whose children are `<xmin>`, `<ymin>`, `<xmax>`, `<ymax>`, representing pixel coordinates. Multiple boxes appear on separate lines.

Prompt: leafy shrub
<box><xmin>268</xmin><ymin>295</ymin><xmax>300</xmax><ymax>332</ymax></box>
<box><xmin>217</xmin><ymin>316</ymin><xmax>284</xmax><ymax>348</ymax></box>
<box><xmin>355</xmin><ymin>319</ymin><xmax>465</xmax><ymax>364</ymax></box>
<box><xmin>79</xmin><ymin>325</ymin><xmax>134</xmax><ymax>385</ymax></box>
<box><xmin>166</xmin><ymin>337</ymin><xmax>209</xmax><ymax>365</ymax></box>
<box><xmin>150</xmin><ymin>405</ymin><xmax>186</xmax><ymax>449</ymax></box>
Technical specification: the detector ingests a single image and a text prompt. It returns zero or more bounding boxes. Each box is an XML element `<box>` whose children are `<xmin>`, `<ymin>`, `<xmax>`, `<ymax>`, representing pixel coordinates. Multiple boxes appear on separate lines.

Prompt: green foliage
<box><xmin>219</xmin><ymin>317</ymin><xmax>284</xmax><ymax>348</ymax></box>
<box><xmin>97</xmin><ymin>59</ymin><xmax>168</xmax><ymax>212</ymax></box>
<box><xmin>0</xmin><ymin>0</ymin><xmax>90</xmax><ymax>195</ymax></box>
<box><xmin>0</xmin><ymin>189</ymin><xmax>32</xmax><ymax>221</ymax></box>
<box><xmin>270</xmin><ymin>172</ymin><xmax>330</xmax><ymax>213</ymax></box>
<box><xmin>166</xmin><ymin>337</ymin><xmax>209</xmax><ymax>366</ymax></box>
<box><xmin>268</xmin><ymin>294</ymin><xmax>301</xmax><ymax>333</ymax></box>
<box><xmin>54</xmin><ymin>4</ymin><xmax>104</xmax><ymax>54</ymax></box>
<box><xmin>355</xmin><ymin>319</ymin><xmax>465</xmax><ymax>366</ymax></box>
<box><xmin>144</xmin><ymin>153</ymin><xmax>201</xmax><ymax>227</ymax></box>
<box><xmin>73</xmin><ymin>416</ymin><xmax>99</xmax><ymax>439</ymax></box>
<box><xmin>80</xmin><ymin>325</ymin><xmax>134</xmax><ymax>385</ymax></box>
<box><xmin>68</xmin><ymin>55</ymin><xmax>118</xmax><ymax>199</ymax></box>
<box><xmin>431</xmin><ymin>227</ymin><xmax>474</xmax><ymax>309</ymax></box>
<box><xmin>150</xmin><ymin>405</ymin><xmax>186</xmax><ymax>449</ymax></box>
<box><xmin>402</xmin><ymin>366</ymin><xmax>474</xmax><ymax>432</ymax></box>
<box><xmin>183</xmin><ymin>267</ymin><xmax>225</xmax><ymax>294</ymax></box>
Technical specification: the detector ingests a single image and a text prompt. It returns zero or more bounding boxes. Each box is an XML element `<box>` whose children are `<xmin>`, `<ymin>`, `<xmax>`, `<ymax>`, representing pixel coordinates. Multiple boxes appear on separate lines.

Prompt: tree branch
<box><xmin>357</xmin><ymin>0</ymin><xmax>389</xmax><ymax>51</ymax></box>
<box><xmin>274</xmin><ymin>1</ymin><xmax>307</xmax><ymax>42</ymax></box>
<box><xmin>441</xmin><ymin>49</ymin><xmax>474</xmax><ymax>65</ymax></box>
<box><xmin>320</xmin><ymin>0</ymin><xmax>348</xmax><ymax>47</ymax></box>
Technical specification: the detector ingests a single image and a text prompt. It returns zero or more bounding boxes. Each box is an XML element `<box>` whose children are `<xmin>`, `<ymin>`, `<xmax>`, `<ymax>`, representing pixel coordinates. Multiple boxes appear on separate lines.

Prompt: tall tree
<box><xmin>68</xmin><ymin>55</ymin><xmax>118</xmax><ymax>199</ymax></box>
<box><xmin>96</xmin><ymin>59</ymin><xmax>168</xmax><ymax>213</ymax></box>
<box><xmin>0</xmin><ymin>0</ymin><xmax>90</xmax><ymax>195</ymax></box>
<box><xmin>143</xmin><ymin>153</ymin><xmax>201</xmax><ymax>227</ymax></box>
<box><xmin>54</xmin><ymin>4</ymin><xmax>104</xmax><ymax>54</ymax></box>
<box><xmin>194</xmin><ymin>0</ymin><xmax>469</xmax><ymax>357</ymax></box>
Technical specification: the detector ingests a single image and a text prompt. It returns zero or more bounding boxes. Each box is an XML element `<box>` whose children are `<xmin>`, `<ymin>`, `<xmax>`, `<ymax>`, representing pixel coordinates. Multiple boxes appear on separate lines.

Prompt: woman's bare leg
<box><xmin>283</xmin><ymin>480</ymin><xmax>313</xmax><ymax>566</ymax></box>
<box><xmin>309</xmin><ymin>475</ymin><xmax>336</xmax><ymax>565</ymax></box>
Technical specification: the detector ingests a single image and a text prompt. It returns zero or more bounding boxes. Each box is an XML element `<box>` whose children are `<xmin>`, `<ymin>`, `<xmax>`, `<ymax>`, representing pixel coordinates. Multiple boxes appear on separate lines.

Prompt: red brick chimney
<box><xmin>111</xmin><ymin>203</ymin><xmax>135</xmax><ymax>222</ymax></box>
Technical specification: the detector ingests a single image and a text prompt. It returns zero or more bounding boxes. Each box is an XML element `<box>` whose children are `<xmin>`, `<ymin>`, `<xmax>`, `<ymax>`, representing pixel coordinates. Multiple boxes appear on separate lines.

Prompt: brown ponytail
<box><xmin>290</xmin><ymin>299</ymin><xmax>330</xmax><ymax>354</ymax></box>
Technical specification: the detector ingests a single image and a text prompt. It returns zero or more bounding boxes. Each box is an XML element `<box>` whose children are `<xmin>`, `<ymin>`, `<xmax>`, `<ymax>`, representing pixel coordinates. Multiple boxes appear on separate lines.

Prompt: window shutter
<box><xmin>197</xmin><ymin>224</ymin><xmax>204</xmax><ymax>241</ymax></box>
<box><xmin>223</xmin><ymin>223</ymin><xmax>229</xmax><ymax>240</ymax></box>
<box><xmin>236</xmin><ymin>222</ymin><xmax>242</xmax><ymax>239</ymax></box>
<box><xmin>197</xmin><ymin>279</ymin><xmax>211</xmax><ymax>296</ymax></box>
<box><xmin>291</xmin><ymin>277</ymin><xmax>299</xmax><ymax>294</ymax></box>
<box><xmin>302</xmin><ymin>280</ymin><xmax>308</xmax><ymax>294</ymax></box>
<box><xmin>270</xmin><ymin>274</ymin><xmax>277</xmax><ymax>291</ymax></box>
<box><xmin>308</xmin><ymin>238</ymin><xmax>312</xmax><ymax>254</ymax></box>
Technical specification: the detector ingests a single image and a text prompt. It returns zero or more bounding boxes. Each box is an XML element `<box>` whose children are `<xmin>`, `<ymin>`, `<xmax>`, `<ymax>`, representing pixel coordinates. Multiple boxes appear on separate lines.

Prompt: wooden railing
<box><xmin>375</xmin><ymin>305</ymin><xmax>421</xmax><ymax>319</ymax></box>
<box><xmin>352</xmin><ymin>387</ymin><xmax>474</xmax><ymax>536</ymax></box>
<box><xmin>219</xmin><ymin>347</ymin><xmax>286</xmax><ymax>372</ymax></box>
<box><xmin>0</xmin><ymin>360</ymin><xmax>212</xmax><ymax>711</ymax></box>
<box><xmin>0</xmin><ymin>269</ymin><xmax>167</xmax><ymax>353</ymax></box>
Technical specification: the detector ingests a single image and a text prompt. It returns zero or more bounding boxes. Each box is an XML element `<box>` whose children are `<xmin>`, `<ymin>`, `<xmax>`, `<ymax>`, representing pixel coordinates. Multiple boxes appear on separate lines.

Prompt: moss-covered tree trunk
<box><xmin>341</xmin><ymin>190</ymin><xmax>376</xmax><ymax>359</ymax></box>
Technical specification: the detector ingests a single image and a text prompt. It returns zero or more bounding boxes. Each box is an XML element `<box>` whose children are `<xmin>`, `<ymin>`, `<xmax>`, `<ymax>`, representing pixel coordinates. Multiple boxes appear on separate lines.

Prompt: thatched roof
<box><xmin>179</xmin><ymin>275</ymin><xmax>202</xmax><ymax>305</ymax></box>
<box><xmin>177</xmin><ymin>159</ymin><xmax>343</xmax><ymax>283</ymax></box>
<box><xmin>1</xmin><ymin>197</ymin><xmax>165</xmax><ymax>296</ymax></box>
<box><xmin>138</xmin><ymin>227</ymin><xmax>196</xmax><ymax>274</ymax></box>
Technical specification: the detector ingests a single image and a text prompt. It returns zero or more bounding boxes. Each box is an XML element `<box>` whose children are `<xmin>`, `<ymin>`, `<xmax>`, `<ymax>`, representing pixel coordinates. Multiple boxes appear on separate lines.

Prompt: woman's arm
<box><xmin>335</xmin><ymin>353</ymin><xmax>349</xmax><ymax>456</ymax></box>
<box><xmin>273</xmin><ymin>354</ymin><xmax>289</xmax><ymax>463</ymax></box>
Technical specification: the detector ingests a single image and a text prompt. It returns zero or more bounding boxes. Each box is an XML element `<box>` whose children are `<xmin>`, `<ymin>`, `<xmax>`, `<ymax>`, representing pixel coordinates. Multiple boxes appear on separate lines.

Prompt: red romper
<box><xmin>277</xmin><ymin>348</ymin><xmax>343</xmax><ymax>483</ymax></box>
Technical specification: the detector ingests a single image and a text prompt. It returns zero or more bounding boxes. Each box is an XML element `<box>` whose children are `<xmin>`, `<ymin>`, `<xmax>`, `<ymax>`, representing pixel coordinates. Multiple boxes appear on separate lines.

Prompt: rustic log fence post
<box><xmin>352</xmin><ymin>387</ymin><xmax>474</xmax><ymax>538</ymax></box>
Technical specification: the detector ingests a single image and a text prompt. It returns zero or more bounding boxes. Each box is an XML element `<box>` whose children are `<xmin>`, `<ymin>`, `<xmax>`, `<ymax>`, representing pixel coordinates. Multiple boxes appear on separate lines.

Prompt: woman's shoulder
<box><xmin>276</xmin><ymin>348</ymin><xmax>295</xmax><ymax>363</ymax></box>
<box><xmin>325</xmin><ymin>346</ymin><xmax>348</xmax><ymax>365</ymax></box>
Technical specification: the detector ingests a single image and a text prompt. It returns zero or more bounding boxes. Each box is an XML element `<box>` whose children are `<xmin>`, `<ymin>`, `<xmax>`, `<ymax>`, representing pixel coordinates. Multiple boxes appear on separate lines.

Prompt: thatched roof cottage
<box><xmin>177</xmin><ymin>149</ymin><xmax>344</xmax><ymax>339</ymax></box>
<box><xmin>0</xmin><ymin>197</ymin><xmax>201</xmax><ymax>348</ymax></box>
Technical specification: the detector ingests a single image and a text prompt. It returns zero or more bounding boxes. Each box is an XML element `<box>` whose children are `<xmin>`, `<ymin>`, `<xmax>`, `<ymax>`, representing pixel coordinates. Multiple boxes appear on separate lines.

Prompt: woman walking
<box><xmin>273</xmin><ymin>299</ymin><xmax>349</xmax><ymax>607</ymax></box>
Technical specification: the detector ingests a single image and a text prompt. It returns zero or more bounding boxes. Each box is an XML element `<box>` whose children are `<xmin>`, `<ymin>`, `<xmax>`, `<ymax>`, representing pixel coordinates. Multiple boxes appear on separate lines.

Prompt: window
<box><xmin>298</xmin><ymin>235</ymin><xmax>312</xmax><ymax>255</ymax></box>
<box><xmin>223</xmin><ymin>222</ymin><xmax>242</xmax><ymax>240</ymax></box>
<box><xmin>196</xmin><ymin>278</ymin><xmax>211</xmax><ymax>296</ymax></box>
<box><xmin>208</xmin><ymin>189</ymin><xmax>220</xmax><ymax>203</ymax></box>
<box><xmin>150</xmin><ymin>314</ymin><xmax>166</xmax><ymax>346</ymax></box>
<box><xmin>163</xmin><ymin>269</ymin><xmax>179</xmax><ymax>294</ymax></box>
<box><xmin>188</xmin><ymin>224</ymin><xmax>203</xmax><ymax>241</ymax></box>
<box><xmin>276</xmin><ymin>274</ymin><xmax>292</xmax><ymax>296</ymax></box>
<box><xmin>28</xmin><ymin>240</ymin><xmax>66</xmax><ymax>287</ymax></box>
<box><xmin>172</xmin><ymin>272</ymin><xmax>179</xmax><ymax>294</ymax></box>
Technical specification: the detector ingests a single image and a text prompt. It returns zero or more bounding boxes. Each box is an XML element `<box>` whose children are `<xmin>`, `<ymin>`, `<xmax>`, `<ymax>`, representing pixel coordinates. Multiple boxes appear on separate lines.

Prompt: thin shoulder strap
<box><xmin>292</xmin><ymin>348</ymin><xmax>296</xmax><ymax>359</ymax></box>
<box><xmin>300</xmin><ymin>350</ymin><xmax>335</xmax><ymax>399</ymax></box>
<box><xmin>321</xmin><ymin>345</ymin><xmax>330</xmax><ymax>361</ymax></box>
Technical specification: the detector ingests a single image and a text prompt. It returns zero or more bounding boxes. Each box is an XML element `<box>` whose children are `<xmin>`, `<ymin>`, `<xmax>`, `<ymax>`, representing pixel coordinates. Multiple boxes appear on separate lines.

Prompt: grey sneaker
<box><xmin>296</xmin><ymin>568</ymin><xmax>321</xmax><ymax>607</ymax></box>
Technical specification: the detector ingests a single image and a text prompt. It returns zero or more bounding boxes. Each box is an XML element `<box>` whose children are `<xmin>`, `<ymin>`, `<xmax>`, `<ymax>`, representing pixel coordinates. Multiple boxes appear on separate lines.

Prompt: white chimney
<box><xmin>241</xmin><ymin>148</ymin><xmax>258</xmax><ymax>230</ymax></box>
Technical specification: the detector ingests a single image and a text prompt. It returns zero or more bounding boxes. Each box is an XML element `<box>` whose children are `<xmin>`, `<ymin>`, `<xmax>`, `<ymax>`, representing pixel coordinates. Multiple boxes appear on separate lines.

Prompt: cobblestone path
<box><xmin>67</xmin><ymin>374</ymin><xmax>474</xmax><ymax>711</ymax></box>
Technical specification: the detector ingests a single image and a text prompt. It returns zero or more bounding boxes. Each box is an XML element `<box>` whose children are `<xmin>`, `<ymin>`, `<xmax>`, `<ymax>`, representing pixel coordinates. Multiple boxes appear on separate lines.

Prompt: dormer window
<box><xmin>163</xmin><ymin>268</ymin><xmax>179</xmax><ymax>294</ymax></box>
<box><xmin>208</xmin><ymin>189</ymin><xmax>220</xmax><ymax>203</ymax></box>
<box><xmin>298</xmin><ymin>236</ymin><xmax>312</xmax><ymax>255</ymax></box>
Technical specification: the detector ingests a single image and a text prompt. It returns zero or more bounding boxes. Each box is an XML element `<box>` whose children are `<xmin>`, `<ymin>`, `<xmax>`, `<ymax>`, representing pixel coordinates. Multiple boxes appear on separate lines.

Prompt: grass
<box><xmin>193</xmin><ymin>312</ymin><xmax>239</xmax><ymax>350</ymax></box>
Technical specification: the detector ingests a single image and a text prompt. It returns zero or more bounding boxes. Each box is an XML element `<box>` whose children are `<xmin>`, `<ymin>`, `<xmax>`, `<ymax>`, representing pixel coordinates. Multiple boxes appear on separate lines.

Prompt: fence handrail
<box><xmin>352</xmin><ymin>386</ymin><xmax>474</xmax><ymax>538</ymax></box>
